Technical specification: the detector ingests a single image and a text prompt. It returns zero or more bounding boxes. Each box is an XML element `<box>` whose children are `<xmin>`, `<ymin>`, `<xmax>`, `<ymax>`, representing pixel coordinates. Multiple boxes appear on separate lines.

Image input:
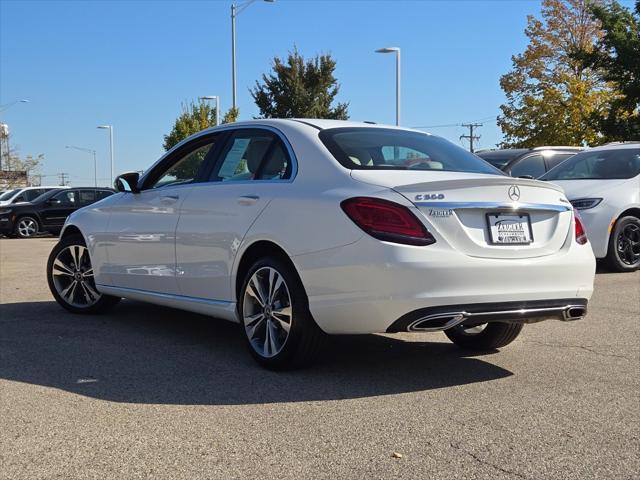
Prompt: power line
<box><xmin>460</xmin><ymin>123</ymin><xmax>482</xmax><ymax>153</ymax></box>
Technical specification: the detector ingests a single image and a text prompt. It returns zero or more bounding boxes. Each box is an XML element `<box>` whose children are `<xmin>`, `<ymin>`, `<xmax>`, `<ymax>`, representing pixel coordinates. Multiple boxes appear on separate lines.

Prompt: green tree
<box><xmin>163</xmin><ymin>100</ymin><xmax>218</xmax><ymax>151</ymax></box>
<box><xmin>222</xmin><ymin>107</ymin><xmax>239</xmax><ymax>124</ymax></box>
<box><xmin>251</xmin><ymin>48</ymin><xmax>349</xmax><ymax>119</ymax></box>
<box><xmin>498</xmin><ymin>0</ymin><xmax>613</xmax><ymax>147</ymax></box>
<box><xmin>576</xmin><ymin>0</ymin><xmax>640</xmax><ymax>140</ymax></box>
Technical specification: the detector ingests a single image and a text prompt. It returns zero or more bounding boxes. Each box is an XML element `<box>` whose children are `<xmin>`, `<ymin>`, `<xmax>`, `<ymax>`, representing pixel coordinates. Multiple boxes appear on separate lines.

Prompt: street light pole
<box><xmin>0</xmin><ymin>99</ymin><xmax>29</xmax><ymax>114</ymax></box>
<box><xmin>231</xmin><ymin>0</ymin><xmax>275</xmax><ymax>111</ymax></box>
<box><xmin>66</xmin><ymin>145</ymin><xmax>97</xmax><ymax>188</ymax></box>
<box><xmin>97</xmin><ymin>125</ymin><xmax>114</xmax><ymax>185</ymax></box>
<box><xmin>199</xmin><ymin>96</ymin><xmax>220</xmax><ymax>125</ymax></box>
<box><xmin>375</xmin><ymin>47</ymin><xmax>401</xmax><ymax>126</ymax></box>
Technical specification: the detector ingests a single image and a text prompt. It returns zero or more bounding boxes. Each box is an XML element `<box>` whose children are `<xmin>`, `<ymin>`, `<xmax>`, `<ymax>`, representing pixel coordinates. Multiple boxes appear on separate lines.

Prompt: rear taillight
<box><xmin>341</xmin><ymin>197</ymin><xmax>435</xmax><ymax>246</ymax></box>
<box><xmin>574</xmin><ymin>210</ymin><xmax>588</xmax><ymax>245</ymax></box>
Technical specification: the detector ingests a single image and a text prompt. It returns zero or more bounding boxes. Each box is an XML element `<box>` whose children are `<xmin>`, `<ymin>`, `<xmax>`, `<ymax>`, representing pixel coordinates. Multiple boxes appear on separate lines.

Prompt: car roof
<box><xmin>585</xmin><ymin>142</ymin><xmax>640</xmax><ymax>152</ymax></box>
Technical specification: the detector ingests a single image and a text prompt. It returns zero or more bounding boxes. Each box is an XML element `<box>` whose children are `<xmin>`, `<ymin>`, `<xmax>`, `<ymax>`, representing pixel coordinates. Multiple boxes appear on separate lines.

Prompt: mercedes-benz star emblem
<box><xmin>508</xmin><ymin>185</ymin><xmax>521</xmax><ymax>201</ymax></box>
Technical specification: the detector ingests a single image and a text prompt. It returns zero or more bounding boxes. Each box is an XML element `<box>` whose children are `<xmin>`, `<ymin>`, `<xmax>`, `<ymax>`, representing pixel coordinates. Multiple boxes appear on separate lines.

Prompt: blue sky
<box><xmin>0</xmin><ymin>0</ymin><xmax>631</xmax><ymax>187</ymax></box>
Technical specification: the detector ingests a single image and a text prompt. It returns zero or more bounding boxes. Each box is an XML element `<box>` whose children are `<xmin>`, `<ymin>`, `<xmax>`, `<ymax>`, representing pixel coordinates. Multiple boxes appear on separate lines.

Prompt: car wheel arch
<box><xmin>233</xmin><ymin>240</ymin><xmax>306</xmax><ymax>305</ymax></box>
<box><xmin>604</xmin><ymin>207</ymin><xmax>640</xmax><ymax>256</ymax></box>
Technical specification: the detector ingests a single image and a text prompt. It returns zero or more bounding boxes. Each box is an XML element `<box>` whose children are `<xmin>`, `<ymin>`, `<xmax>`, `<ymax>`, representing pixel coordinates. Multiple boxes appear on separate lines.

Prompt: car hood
<box><xmin>548</xmin><ymin>179</ymin><xmax>629</xmax><ymax>200</ymax></box>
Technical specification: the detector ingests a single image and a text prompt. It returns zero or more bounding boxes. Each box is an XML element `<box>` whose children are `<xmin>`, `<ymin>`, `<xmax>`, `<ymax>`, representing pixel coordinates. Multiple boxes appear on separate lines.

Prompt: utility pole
<box><xmin>460</xmin><ymin>123</ymin><xmax>482</xmax><ymax>153</ymax></box>
<box><xmin>57</xmin><ymin>172</ymin><xmax>69</xmax><ymax>186</ymax></box>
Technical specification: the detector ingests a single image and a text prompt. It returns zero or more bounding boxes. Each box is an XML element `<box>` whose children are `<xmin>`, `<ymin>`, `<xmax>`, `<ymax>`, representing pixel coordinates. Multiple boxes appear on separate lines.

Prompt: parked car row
<box><xmin>476</xmin><ymin>142</ymin><xmax>639</xmax><ymax>272</ymax></box>
<box><xmin>0</xmin><ymin>187</ymin><xmax>114</xmax><ymax>238</ymax></box>
<box><xmin>476</xmin><ymin>146</ymin><xmax>583</xmax><ymax>179</ymax></box>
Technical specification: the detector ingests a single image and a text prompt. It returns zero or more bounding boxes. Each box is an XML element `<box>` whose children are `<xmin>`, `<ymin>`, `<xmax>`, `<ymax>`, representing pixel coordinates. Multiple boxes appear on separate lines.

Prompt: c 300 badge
<box><xmin>414</xmin><ymin>193</ymin><xmax>445</xmax><ymax>201</ymax></box>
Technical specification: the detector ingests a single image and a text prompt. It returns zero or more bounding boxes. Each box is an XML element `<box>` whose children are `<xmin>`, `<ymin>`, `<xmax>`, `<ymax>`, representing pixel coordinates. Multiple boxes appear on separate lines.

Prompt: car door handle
<box><xmin>237</xmin><ymin>195</ymin><xmax>260</xmax><ymax>206</ymax></box>
<box><xmin>160</xmin><ymin>195</ymin><xmax>179</xmax><ymax>203</ymax></box>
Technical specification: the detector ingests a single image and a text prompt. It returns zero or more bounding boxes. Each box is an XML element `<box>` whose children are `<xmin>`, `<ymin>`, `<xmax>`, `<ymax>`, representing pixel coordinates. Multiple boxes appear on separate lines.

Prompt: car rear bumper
<box><xmin>291</xmin><ymin>236</ymin><xmax>596</xmax><ymax>334</ymax></box>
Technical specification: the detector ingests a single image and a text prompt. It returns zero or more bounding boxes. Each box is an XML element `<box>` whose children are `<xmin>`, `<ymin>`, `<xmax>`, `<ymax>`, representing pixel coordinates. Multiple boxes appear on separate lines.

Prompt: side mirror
<box><xmin>48</xmin><ymin>198</ymin><xmax>62</xmax><ymax>205</ymax></box>
<box><xmin>114</xmin><ymin>171</ymin><xmax>140</xmax><ymax>193</ymax></box>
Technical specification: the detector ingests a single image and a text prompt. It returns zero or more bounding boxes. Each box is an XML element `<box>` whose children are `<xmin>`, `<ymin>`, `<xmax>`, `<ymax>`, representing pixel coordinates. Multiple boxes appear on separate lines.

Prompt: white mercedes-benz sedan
<box><xmin>540</xmin><ymin>143</ymin><xmax>640</xmax><ymax>272</ymax></box>
<box><xmin>47</xmin><ymin>119</ymin><xmax>596</xmax><ymax>369</ymax></box>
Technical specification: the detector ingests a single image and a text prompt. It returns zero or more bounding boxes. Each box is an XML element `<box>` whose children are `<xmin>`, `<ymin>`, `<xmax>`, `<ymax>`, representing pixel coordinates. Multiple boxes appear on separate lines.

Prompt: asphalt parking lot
<box><xmin>1</xmin><ymin>237</ymin><xmax>638</xmax><ymax>479</ymax></box>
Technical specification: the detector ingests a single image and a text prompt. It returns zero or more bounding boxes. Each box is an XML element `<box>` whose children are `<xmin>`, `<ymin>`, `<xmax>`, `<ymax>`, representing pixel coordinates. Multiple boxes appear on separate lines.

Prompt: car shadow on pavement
<box><xmin>0</xmin><ymin>300</ymin><xmax>513</xmax><ymax>405</ymax></box>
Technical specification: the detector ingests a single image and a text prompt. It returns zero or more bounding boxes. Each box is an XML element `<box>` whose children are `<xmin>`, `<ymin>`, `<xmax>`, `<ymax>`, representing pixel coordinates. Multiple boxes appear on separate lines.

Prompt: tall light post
<box><xmin>96</xmin><ymin>125</ymin><xmax>114</xmax><ymax>185</ymax></box>
<box><xmin>0</xmin><ymin>99</ymin><xmax>29</xmax><ymax>114</ymax></box>
<box><xmin>375</xmin><ymin>47</ymin><xmax>401</xmax><ymax>126</ymax></box>
<box><xmin>199</xmin><ymin>96</ymin><xmax>221</xmax><ymax>125</ymax></box>
<box><xmin>231</xmin><ymin>0</ymin><xmax>275</xmax><ymax>110</ymax></box>
<box><xmin>66</xmin><ymin>145</ymin><xmax>97</xmax><ymax>188</ymax></box>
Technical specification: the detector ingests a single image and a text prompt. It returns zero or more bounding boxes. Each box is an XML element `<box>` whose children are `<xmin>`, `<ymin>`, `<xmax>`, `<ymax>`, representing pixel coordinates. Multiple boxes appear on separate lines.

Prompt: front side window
<box><xmin>319</xmin><ymin>128</ymin><xmax>502</xmax><ymax>175</ymax></box>
<box><xmin>149</xmin><ymin>141</ymin><xmax>215</xmax><ymax>189</ymax></box>
<box><xmin>51</xmin><ymin>190</ymin><xmax>76</xmax><ymax>206</ymax></box>
<box><xmin>509</xmin><ymin>154</ymin><xmax>546</xmax><ymax>178</ymax></box>
<box><xmin>546</xmin><ymin>153</ymin><xmax>575</xmax><ymax>170</ymax></box>
<box><xmin>212</xmin><ymin>131</ymin><xmax>291</xmax><ymax>182</ymax></box>
<box><xmin>541</xmin><ymin>148</ymin><xmax>640</xmax><ymax>180</ymax></box>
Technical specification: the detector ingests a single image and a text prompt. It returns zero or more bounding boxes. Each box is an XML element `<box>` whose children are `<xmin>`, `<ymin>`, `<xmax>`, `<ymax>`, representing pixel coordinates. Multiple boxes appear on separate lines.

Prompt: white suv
<box><xmin>0</xmin><ymin>186</ymin><xmax>69</xmax><ymax>206</ymax></box>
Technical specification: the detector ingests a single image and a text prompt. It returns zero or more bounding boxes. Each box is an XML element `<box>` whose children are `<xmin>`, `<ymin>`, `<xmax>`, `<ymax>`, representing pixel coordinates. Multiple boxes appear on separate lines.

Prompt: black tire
<box><xmin>238</xmin><ymin>256</ymin><xmax>325</xmax><ymax>370</ymax></box>
<box><xmin>606</xmin><ymin>216</ymin><xmax>640</xmax><ymax>272</ymax></box>
<box><xmin>14</xmin><ymin>216</ymin><xmax>39</xmax><ymax>238</ymax></box>
<box><xmin>445</xmin><ymin>322</ymin><xmax>523</xmax><ymax>350</ymax></box>
<box><xmin>47</xmin><ymin>233</ymin><xmax>120</xmax><ymax>314</ymax></box>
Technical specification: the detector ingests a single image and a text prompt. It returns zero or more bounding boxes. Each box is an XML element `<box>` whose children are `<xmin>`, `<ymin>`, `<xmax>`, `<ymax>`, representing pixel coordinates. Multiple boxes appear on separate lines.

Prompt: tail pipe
<box><xmin>407</xmin><ymin>304</ymin><xmax>587</xmax><ymax>332</ymax></box>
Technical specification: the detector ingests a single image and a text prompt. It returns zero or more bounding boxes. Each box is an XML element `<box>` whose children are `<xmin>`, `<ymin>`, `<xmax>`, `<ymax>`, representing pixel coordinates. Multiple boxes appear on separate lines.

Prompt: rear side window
<box><xmin>78</xmin><ymin>190</ymin><xmax>96</xmax><ymax>206</ymax></box>
<box><xmin>96</xmin><ymin>190</ymin><xmax>114</xmax><ymax>200</ymax></box>
<box><xmin>319</xmin><ymin>128</ymin><xmax>502</xmax><ymax>175</ymax></box>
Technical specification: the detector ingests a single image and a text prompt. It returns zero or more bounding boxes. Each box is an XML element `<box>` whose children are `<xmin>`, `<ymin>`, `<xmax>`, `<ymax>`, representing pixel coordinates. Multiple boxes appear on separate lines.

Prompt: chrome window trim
<box><xmin>139</xmin><ymin>124</ymin><xmax>298</xmax><ymax>187</ymax></box>
<box><xmin>414</xmin><ymin>201</ymin><xmax>571</xmax><ymax>213</ymax></box>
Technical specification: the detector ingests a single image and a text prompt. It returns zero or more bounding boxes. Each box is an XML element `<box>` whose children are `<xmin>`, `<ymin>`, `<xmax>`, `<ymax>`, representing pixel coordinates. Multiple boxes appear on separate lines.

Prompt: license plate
<box><xmin>486</xmin><ymin>213</ymin><xmax>533</xmax><ymax>245</ymax></box>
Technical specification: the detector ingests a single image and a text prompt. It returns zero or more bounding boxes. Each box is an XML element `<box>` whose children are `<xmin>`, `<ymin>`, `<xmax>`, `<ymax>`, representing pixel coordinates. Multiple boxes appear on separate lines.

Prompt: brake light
<box><xmin>341</xmin><ymin>197</ymin><xmax>435</xmax><ymax>246</ymax></box>
<box><xmin>574</xmin><ymin>210</ymin><xmax>588</xmax><ymax>245</ymax></box>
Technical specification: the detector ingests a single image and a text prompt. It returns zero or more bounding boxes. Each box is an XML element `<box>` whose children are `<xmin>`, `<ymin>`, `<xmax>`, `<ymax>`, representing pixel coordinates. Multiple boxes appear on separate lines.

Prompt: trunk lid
<box><xmin>351</xmin><ymin>170</ymin><xmax>573</xmax><ymax>259</ymax></box>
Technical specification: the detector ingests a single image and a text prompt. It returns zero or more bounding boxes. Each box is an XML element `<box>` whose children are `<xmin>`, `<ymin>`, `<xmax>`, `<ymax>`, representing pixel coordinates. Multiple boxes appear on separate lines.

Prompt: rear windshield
<box><xmin>319</xmin><ymin>128</ymin><xmax>503</xmax><ymax>175</ymax></box>
<box><xmin>540</xmin><ymin>148</ymin><xmax>640</xmax><ymax>180</ymax></box>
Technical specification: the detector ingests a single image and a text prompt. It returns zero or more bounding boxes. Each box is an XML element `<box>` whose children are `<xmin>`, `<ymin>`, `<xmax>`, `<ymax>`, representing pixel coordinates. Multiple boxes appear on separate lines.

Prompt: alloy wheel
<box><xmin>17</xmin><ymin>218</ymin><xmax>38</xmax><ymax>237</ymax></box>
<box><xmin>51</xmin><ymin>245</ymin><xmax>101</xmax><ymax>308</ymax></box>
<box><xmin>242</xmin><ymin>266</ymin><xmax>293</xmax><ymax>358</ymax></box>
<box><xmin>616</xmin><ymin>223</ymin><xmax>640</xmax><ymax>266</ymax></box>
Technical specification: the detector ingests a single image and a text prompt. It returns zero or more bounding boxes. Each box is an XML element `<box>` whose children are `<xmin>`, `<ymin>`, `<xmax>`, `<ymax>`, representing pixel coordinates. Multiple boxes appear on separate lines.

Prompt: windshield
<box><xmin>319</xmin><ymin>128</ymin><xmax>503</xmax><ymax>175</ymax></box>
<box><xmin>0</xmin><ymin>189</ymin><xmax>20</xmax><ymax>201</ymax></box>
<box><xmin>541</xmin><ymin>148</ymin><xmax>640</xmax><ymax>180</ymax></box>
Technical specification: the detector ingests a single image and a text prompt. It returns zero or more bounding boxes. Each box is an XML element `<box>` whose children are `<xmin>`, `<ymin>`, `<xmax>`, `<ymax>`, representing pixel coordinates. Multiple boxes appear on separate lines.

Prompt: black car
<box><xmin>0</xmin><ymin>187</ymin><xmax>115</xmax><ymax>238</ymax></box>
<box><xmin>476</xmin><ymin>147</ymin><xmax>582</xmax><ymax>178</ymax></box>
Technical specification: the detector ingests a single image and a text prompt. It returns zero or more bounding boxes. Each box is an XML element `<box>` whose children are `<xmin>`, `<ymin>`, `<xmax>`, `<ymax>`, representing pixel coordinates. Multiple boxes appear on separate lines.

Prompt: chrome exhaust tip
<box><xmin>563</xmin><ymin>305</ymin><xmax>587</xmax><ymax>321</ymax></box>
<box><xmin>408</xmin><ymin>312</ymin><xmax>468</xmax><ymax>332</ymax></box>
